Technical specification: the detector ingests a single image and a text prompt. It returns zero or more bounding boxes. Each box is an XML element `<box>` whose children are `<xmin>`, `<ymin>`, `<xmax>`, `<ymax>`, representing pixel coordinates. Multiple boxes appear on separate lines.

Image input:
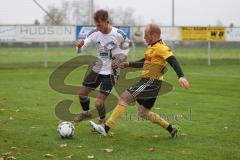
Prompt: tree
<box><xmin>108</xmin><ymin>7</ymin><xmax>137</xmax><ymax>25</ymax></box>
<box><xmin>34</xmin><ymin>19</ymin><xmax>40</xmax><ymax>25</ymax></box>
<box><xmin>43</xmin><ymin>6</ymin><xmax>65</xmax><ymax>25</ymax></box>
<box><xmin>71</xmin><ymin>0</ymin><xmax>90</xmax><ymax>25</ymax></box>
<box><xmin>42</xmin><ymin>0</ymin><xmax>138</xmax><ymax>25</ymax></box>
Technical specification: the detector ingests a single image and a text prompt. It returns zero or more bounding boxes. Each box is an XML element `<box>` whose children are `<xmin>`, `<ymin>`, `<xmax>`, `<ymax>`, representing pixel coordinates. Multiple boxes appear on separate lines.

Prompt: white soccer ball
<box><xmin>57</xmin><ymin>121</ymin><xmax>75</xmax><ymax>138</ymax></box>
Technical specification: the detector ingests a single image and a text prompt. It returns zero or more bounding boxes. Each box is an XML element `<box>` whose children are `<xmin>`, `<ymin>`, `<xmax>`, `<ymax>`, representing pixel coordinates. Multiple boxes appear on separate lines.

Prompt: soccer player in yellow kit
<box><xmin>90</xmin><ymin>24</ymin><xmax>190</xmax><ymax>138</ymax></box>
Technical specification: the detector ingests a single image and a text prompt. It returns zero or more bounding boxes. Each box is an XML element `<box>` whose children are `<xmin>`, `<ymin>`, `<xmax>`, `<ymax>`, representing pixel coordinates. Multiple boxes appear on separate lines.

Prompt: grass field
<box><xmin>0</xmin><ymin>47</ymin><xmax>240</xmax><ymax>160</ymax></box>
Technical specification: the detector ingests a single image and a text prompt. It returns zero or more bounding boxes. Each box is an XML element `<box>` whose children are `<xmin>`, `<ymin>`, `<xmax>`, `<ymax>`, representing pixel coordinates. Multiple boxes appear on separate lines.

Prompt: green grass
<box><xmin>0</xmin><ymin>47</ymin><xmax>240</xmax><ymax>159</ymax></box>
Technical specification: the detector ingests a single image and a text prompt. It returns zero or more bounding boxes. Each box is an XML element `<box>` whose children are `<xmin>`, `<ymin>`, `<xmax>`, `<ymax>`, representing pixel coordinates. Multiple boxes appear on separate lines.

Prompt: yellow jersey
<box><xmin>141</xmin><ymin>40</ymin><xmax>173</xmax><ymax>80</ymax></box>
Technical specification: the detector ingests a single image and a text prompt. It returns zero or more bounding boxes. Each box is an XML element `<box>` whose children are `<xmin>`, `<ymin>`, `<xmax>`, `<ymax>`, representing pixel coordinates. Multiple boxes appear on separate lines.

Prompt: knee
<box><xmin>78</xmin><ymin>87</ymin><xmax>88</xmax><ymax>100</ymax></box>
<box><xmin>118</xmin><ymin>91</ymin><xmax>134</xmax><ymax>106</ymax></box>
<box><xmin>95</xmin><ymin>99</ymin><xmax>104</xmax><ymax>108</ymax></box>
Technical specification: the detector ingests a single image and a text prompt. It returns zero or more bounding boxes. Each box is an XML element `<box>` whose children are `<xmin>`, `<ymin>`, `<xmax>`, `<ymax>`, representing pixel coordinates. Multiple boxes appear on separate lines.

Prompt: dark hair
<box><xmin>94</xmin><ymin>9</ymin><xmax>109</xmax><ymax>22</ymax></box>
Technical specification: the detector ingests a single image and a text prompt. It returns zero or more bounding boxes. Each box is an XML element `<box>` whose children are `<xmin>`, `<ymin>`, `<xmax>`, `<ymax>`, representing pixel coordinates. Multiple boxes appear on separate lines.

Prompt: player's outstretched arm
<box><xmin>112</xmin><ymin>57</ymin><xmax>145</xmax><ymax>69</ymax></box>
<box><xmin>166</xmin><ymin>56</ymin><xmax>190</xmax><ymax>90</ymax></box>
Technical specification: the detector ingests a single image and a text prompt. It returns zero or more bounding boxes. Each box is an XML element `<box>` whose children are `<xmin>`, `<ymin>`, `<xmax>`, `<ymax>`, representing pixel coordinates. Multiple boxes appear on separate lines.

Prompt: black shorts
<box><xmin>82</xmin><ymin>70</ymin><xmax>116</xmax><ymax>94</ymax></box>
<box><xmin>127</xmin><ymin>78</ymin><xmax>162</xmax><ymax>109</ymax></box>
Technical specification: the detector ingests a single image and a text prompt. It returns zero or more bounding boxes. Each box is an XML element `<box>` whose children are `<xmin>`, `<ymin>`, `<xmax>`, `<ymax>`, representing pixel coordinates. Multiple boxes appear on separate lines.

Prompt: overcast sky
<box><xmin>0</xmin><ymin>0</ymin><xmax>240</xmax><ymax>26</ymax></box>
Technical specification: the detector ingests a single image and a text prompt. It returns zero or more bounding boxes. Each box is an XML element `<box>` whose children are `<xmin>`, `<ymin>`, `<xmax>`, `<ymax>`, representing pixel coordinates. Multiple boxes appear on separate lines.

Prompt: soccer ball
<box><xmin>57</xmin><ymin>121</ymin><xmax>75</xmax><ymax>138</ymax></box>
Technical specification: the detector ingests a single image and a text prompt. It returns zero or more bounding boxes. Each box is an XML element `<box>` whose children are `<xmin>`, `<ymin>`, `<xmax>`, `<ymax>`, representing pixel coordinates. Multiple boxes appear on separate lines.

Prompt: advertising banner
<box><xmin>181</xmin><ymin>27</ymin><xmax>225</xmax><ymax>41</ymax></box>
<box><xmin>0</xmin><ymin>26</ymin><xmax>17</xmax><ymax>42</ymax></box>
<box><xmin>16</xmin><ymin>26</ymin><xmax>75</xmax><ymax>42</ymax></box>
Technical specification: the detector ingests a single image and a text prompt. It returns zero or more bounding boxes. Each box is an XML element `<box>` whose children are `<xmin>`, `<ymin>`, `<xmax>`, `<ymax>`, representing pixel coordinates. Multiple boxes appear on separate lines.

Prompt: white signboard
<box><xmin>161</xmin><ymin>27</ymin><xmax>181</xmax><ymax>41</ymax></box>
<box><xmin>0</xmin><ymin>26</ymin><xmax>17</xmax><ymax>42</ymax></box>
<box><xmin>226</xmin><ymin>28</ymin><xmax>240</xmax><ymax>41</ymax></box>
<box><xmin>131</xmin><ymin>26</ymin><xmax>181</xmax><ymax>42</ymax></box>
<box><xmin>16</xmin><ymin>26</ymin><xmax>75</xmax><ymax>42</ymax></box>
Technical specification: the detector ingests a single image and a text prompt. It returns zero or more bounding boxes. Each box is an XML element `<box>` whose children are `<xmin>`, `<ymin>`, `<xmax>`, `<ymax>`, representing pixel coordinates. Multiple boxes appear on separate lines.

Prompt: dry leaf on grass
<box><xmin>0</xmin><ymin>108</ymin><xmax>5</xmax><ymax>113</ymax></box>
<box><xmin>44</xmin><ymin>153</ymin><xmax>54</xmax><ymax>158</ymax></box>
<box><xmin>103</xmin><ymin>148</ymin><xmax>113</xmax><ymax>153</ymax></box>
<box><xmin>6</xmin><ymin>156</ymin><xmax>16</xmax><ymax>160</ymax></box>
<box><xmin>147</xmin><ymin>147</ymin><xmax>155</xmax><ymax>152</ymax></box>
<box><xmin>87</xmin><ymin>155</ymin><xmax>94</xmax><ymax>159</ymax></box>
<box><xmin>0</xmin><ymin>120</ymin><xmax>8</xmax><ymax>125</ymax></box>
<box><xmin>9</xmin><ymin>116</ymin><xmax>14</xmax><ymax>120</ymax></box>
<box><xmin>64</xmin><ymin>155</ymin><xmax>73</xmax><ymax>159</ymax></box>
<box><xmin>108</xmin><ymin>132</ymin><xmax>115</xmax><ymax>137</ymax></box>
<box><xmin>59</xmin><ymin>143</ymin><xmax>68</xmax><ymax>148</ymax></box>
<box><xmin>152</xmin><ymin>135</ymin><xmax>159</xmax><ymax>138</ymax></box>
<box><xmin>179</xmin><ymin>132</ymin><xmax>188</xmax><ymax>136</ymax></box>
<box><xmin>15</xmin><ymin>108</ymin><xmax>20</xmax><ymax>113</ymax></box>
<box><xmin>76</xmin><ymin>145</ymin><xmax>83</xmax><ymax>149</ymax></box>
<box><xmin>0</xmin><ymin>157</ymin><xmax>3</xmax><ymax>160</ymax></box>
<box><xmin>11</xmin><ymin>146</ymin><xmax>17</xmax><ymax>149</ymax></box>
<box><xmin>137</xmin><ymin>135</ymin><xmax>145</xmax><ymax>139</ymax></box>
<box><xmin>2</xmin><ymin>151</ymin><xmax>12</xmax><ymax>157</ymax></box>
<box><xmin>41</xmin><ymin>133</ymin><xmax>48</xmax><ymax>137</ymax></box>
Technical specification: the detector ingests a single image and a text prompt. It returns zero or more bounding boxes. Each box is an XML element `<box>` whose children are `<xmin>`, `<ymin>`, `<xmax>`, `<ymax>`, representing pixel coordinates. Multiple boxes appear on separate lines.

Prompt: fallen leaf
<box><xmin>87</xmin><ymin>155</ymin><xmax>94</xmax><ymax>159</ymax></box>
<box><xmin>224</xmin><ymin>126</ymin><xmax>228</xmax><ymax>129</ymax></box>
<box><xmin>147</xmin><ymin>147</ymin><xmax>155</xmax><ymax>152</ymax></box>
<box><xmin>6</xmin><ymin>156</ymin><xmax>16</xmax><ymax>160</ymax></box>
<box><xmin>2</xmin><ymin>151</ymin><xmax>12</xmax><ymax>157</ymax></box>
<box><xmin>15</xmin><ymin>108</ymin><xmax>20</xmax><ymax>113</ymax></box>
<box><xmin>9</xmin><ymin>116</ymin><xmax>14</xmax><ymax>120</ymax></box>
<box><xmin>180</xmin><ymin>133</ymin><xmax>188</xmax><ymax>136</ymax></box>
<box><xmin>137</xmin><ymin>135</ymin><xmax>144</xmax><ymax>139</ymax></box>
<box><xmin>108</xmin><ymin>132</ymin><xmax>115</xmax><ymax>137</ymax></box>
<box><xmin>152</xmin><ymin>135</ymin><xmax>159</xmax><ymax>138</ymax></box>
<box><xmin>41</xmin><ymin>133</ymin><xmax>48</xmax><ymax>137</ymax></box>
<box><xmin>0</xmin><ymin>157</ymin><xmax>3</xmax><ymax>160</ymax></box>
<box><xmin>59</xmin><ymin>143</ymin><xmax>68</xmax><ymax>148</ymax></box>
<box><xmin>0</xmin><ymin>108</ymin><xmax>5</xmax><ymax>113</ymax></box>
<box><xmin>103</xmin><ymin>148</ymin><xmax>113</xmax><ymax>153</ymax></box>
<box><xmin>0</xmin><ymin>120</ymin><xmax>7</xmax><ymax>125</ymax></box>
<box><xmin>76</xmin><ymin>145</ymin><xmax>83</xmax><ymax>149</ymax></box>
<box><xmin>31</xmin><ymin>126</ymin><xmax>36</xmax><ymax>129</ymax></box>
<box><xmin>44</xmin><ymin>153</ymin><xmax>54</xmax><ymax>158</ymax></box>
<box><xmin>64</xmin><ymin>155</ymin><xmax>73</xmax><ymax>159</ymax></box>
<box><xmin>11</xmin><ymin>146</ymin><xmax>17</xmax><ymax>149</ymax></box>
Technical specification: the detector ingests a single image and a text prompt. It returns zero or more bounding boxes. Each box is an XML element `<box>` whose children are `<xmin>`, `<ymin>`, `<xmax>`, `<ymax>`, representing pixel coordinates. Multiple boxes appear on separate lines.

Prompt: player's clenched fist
<box><xmin>75</xmin><ymin>39</ymin><xmax>85</xmax><ymax>48</ymax></box>
<box><xmin>111</xmin><ymin>59</ymin><xmax>123</xmax><ymax>69</ymax></box>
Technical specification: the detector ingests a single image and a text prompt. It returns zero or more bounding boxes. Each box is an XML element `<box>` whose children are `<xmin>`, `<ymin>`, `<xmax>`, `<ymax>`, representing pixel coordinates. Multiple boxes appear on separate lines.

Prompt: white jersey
<box><xmin>82</xmin><ymin>26</ymin><xmax>129</xmax><ymax>75</ymax></box>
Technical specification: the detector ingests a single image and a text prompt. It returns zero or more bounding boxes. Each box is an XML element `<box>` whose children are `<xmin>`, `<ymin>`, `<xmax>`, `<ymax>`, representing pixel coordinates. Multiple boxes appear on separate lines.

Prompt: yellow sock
<box><xmin>147</xmin><ymin>111</ymin><xmax>169</xmax><ymax>129</ymax></box>
<box><xmin>106</xmin><ymin>104</ymin><xmax>126</xmax><ymax>128</ymax></box>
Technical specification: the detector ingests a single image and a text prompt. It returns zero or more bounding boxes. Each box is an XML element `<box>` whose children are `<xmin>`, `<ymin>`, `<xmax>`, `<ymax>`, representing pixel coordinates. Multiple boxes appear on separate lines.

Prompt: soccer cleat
<box><xmin>90</xmin><ymin>119</ymin><xmax>106</xmax><ymax>132</ymax></box>
<box><xmin>89</xmin><ymin>121</ymin><xmax>107</xmax><ymax>136</ymax></box>
<box><xmin>74</xmin><ymin>111</ymin><xmax>92</xmax><ymax>123</ymax></box>
<box><xmin>170</xmin><ymin>126</ymin><xmax>179</xmax><ymax>138</ymax></box>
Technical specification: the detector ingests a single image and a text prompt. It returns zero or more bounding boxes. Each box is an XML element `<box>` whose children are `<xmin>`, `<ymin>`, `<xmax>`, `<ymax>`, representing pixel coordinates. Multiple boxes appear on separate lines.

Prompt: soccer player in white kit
<box><xmin>74</xmin><ymin>9</ymin><xmax>129</xmax><ymax>124</ymax></box>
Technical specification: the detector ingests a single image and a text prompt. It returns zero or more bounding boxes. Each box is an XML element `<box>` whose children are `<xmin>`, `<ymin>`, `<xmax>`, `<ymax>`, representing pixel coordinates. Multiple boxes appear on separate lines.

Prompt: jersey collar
<box><xmin>151</xmin><ymin>39</ymin><xmax>162</xmax><ymax>46</ymax></box>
